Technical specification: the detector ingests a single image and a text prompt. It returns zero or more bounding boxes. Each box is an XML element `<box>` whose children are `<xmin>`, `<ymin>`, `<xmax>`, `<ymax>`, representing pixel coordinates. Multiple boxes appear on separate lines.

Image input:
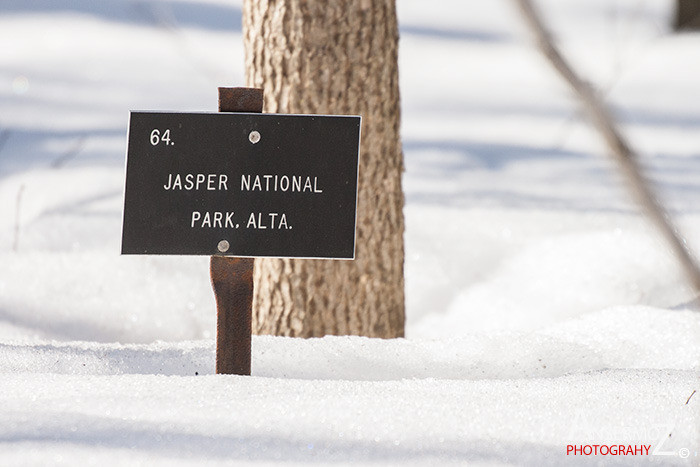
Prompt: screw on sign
<box><xmin>121</xmin><ymin>87</ymin><xmax>361</xmax><ymax>375</ymax></box>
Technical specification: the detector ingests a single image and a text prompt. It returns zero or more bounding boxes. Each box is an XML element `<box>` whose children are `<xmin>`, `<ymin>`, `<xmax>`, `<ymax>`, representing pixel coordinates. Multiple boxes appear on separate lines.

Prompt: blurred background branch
<box><xmin>515</xmin><ymin>0</ymin><xmax>700</xmax><ymax>295</ymax></box>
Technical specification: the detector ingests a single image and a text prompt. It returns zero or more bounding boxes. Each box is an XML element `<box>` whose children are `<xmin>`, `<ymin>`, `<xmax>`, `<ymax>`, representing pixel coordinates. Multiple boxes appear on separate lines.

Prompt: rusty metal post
<box><xmin>211</xmin><ymin>87</ymin><xmax>263</xmax><ymax>375</ymax></box>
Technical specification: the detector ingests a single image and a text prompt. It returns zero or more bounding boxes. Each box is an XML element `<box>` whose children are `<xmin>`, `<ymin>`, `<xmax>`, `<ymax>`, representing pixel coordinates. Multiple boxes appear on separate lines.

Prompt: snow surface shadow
<box><xmin>400</xmin><ymin>24</ymin><xmax>510</xmax><ymax>43</ymax></box>
<box><xmin>1</xmin><ymin>0</ymin><xmax>242</xmax><ymax>32</ymax></box>
<box><xmin>0</xmin><ymin>308</ymin><xmax>132</xmax><ymax>345</ymax></box>
<box><xmin>0</xmin><ymin>335</ymin><xmax>613</xmax><ymax>381</ymax></box>
<box><xmin>403</xmin><ymin>139</ymin><xmax>620</xmax><ymax>211</ymax></box>
<box><xmin>620</xmin><ymin>106</ymin><xmax>700</xmax><ymax>129</ymax></box>
<box><xmin>0</xmin><ymin>412</ymin><xmax>564</xmax><ymax>465</ymax></box>
<box><xmin>0</xmin><ymin>128</ymin><xmax>126</xmax><ymax>178</ymax></box>
<box><xmin>35</xmin><ymin>190</ymin><xmax>123</xmax><ymax>219</ymax></box>
<box><xmin>404</xmin><ymin>138</ymin><xmax>700</xmax><ymax>213</ymax></box>
<box><xmin>638</xmin><ymin>154</ymin><xmax>700</xmax><ymax>209</ymax></box>
<box><xmin>0</xmin><ymin>342</ymin><xmax>213</xmax><ymax>376</ymax></box>
<box><xmin>404</xmin><ymin>139</ymin><xmax>593</xmax><ymax>171</ymax></box>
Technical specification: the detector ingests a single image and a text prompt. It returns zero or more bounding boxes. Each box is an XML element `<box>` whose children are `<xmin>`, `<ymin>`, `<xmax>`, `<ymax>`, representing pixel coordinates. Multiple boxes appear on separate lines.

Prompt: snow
<box><xmin>0</xmin><ymin>370</ymin><xmax>694</xmax><ymax>466</ymax></box>
<box><xmin>1</xmin><ymin>0</ymin><xmax>699</xmax><ymax>465</ymax></box>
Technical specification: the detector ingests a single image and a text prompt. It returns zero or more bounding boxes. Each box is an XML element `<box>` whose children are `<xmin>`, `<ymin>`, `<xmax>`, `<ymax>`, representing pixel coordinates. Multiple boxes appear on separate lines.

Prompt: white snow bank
<box><xmin>0</xmin><ymin>369</ymin><xmax>696</xmax><ymax>466</ymax></box>
<box><xmin>1</xmin><ymin>306</ymin><xmax>697</xmax><ymax>380</ymax></box>
<box><xmin>1</xmin><ymin>0</ymin><xmax>700</xmax><ymax>464</ymax></box>
<box><xmin>0</xmin><ymin>252</ymin><xmax>214</xmax><ymax>343</ymax></box>
<box><xmin>2</xmin><ymin>306</ymin><xmax>695</xmax><ymax>465</ymax></box>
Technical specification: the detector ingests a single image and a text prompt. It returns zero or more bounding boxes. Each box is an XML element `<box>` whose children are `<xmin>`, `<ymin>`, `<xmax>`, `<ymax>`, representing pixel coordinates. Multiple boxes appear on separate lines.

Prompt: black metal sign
<box><xmin>122</xmin><ymin>112</ymin><xmax>360</xmax><ymax>258</ymax></box>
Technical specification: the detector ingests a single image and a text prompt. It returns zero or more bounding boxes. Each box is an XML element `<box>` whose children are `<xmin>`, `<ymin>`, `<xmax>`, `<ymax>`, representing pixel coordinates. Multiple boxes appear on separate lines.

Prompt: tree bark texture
<box><xmin>243</xmin><ymin>0</ymin><xmax>405</xmax><ymax>338</ymax></box>
<box><xmin>675</xmin><ymin>0</ymin><xmax>700</xmax><ymax>30</ymax></box>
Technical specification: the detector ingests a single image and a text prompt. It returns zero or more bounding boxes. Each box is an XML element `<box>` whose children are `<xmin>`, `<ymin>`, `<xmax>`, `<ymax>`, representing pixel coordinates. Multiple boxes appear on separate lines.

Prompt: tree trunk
<box><xmin>243</xmin><ymin>0</ymin><xmax>405</xmax><ymax>338</ymax></box>
<box><xmin>675</xmin><ymin>0</ymin><xmax>700</xmax><ymax>30</ymax></box>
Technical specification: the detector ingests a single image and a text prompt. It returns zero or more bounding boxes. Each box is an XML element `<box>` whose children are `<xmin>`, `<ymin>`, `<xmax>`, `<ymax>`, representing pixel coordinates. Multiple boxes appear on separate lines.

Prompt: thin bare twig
<box><xmin>514</xmin><ymin>0</ymin><xmax>700</xmax><ymax>294</ymax></box>
<box><xmin>51</xmin><ymin>135</ymin><xmax>86</xmax><ymax>169</ymax></box>
<box><xmin>687</xmin><ymin>389</ymin><xmax>697</xmax><ymax>405</ymax></box>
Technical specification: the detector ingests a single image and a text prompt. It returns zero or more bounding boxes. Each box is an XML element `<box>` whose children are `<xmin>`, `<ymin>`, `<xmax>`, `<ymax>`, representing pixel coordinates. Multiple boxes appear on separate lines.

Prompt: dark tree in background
<box><xmin>675</xmin><ymin>0</ymin><xmax>700</xmax><ymax>30</ymax></box>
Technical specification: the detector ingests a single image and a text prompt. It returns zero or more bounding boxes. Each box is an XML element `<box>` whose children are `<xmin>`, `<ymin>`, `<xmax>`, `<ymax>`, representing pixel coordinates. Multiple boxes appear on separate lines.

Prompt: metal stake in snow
<box><xmin>211</xmin><ymin>87</ymin><xmax>261</xmax><ymax>375</ymax></box>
